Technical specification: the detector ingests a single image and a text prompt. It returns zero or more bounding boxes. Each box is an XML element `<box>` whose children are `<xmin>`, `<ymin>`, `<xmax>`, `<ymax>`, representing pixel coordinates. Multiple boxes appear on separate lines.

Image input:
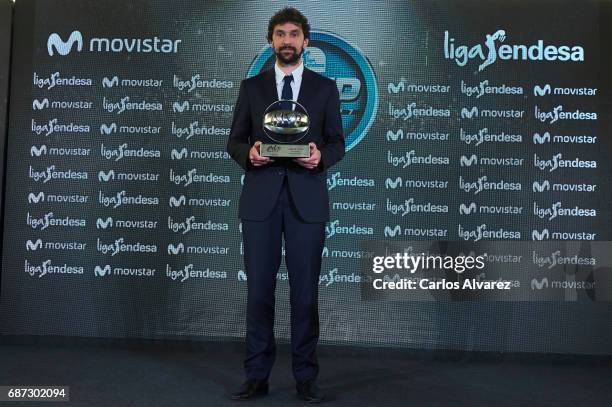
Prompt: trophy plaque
<box><xmin>260</xmin><ymin>99</ymin><xmax>310</xmax><ymax>158</ymax></box>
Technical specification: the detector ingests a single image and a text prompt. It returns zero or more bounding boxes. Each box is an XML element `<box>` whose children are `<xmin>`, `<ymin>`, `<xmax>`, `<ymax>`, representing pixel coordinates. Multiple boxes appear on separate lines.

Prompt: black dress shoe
<box><xmin>296</xmin><ymin>380</ymin><xmax>324</xmax><ymax>403</ymax></box>
<box><xmin>230</xmin><ymin>380</ymin><xmax>269</xmax><ymax>401</ymax></box>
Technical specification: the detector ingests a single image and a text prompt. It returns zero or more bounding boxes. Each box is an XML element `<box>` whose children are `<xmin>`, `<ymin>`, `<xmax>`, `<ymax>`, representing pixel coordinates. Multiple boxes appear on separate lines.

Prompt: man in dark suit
<box><xmin>227</xmin><ymin>7</ymin><xmax>344</xmax><ymax>403</ymax></box>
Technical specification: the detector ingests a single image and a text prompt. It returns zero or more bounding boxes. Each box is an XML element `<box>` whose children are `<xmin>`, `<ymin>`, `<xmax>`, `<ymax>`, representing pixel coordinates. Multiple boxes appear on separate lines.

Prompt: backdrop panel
<box><xmin>1</xmin><ymin>0</ymin><xmax>611</xmax><ymax>355</ymax></box>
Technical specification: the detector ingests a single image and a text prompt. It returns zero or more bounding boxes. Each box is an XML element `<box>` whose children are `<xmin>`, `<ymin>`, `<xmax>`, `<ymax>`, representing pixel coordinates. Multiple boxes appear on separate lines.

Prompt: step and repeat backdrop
<box><xmin>1</xmin><ymin>0</ymin><xmax>612</xmax><ymax>354</ymax></box>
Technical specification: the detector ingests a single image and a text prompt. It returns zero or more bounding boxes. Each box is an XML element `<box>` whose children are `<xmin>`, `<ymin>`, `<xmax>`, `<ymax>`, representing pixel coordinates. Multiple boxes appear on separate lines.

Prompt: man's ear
<box><xmin>303</xmin><ymin>38</ymin><xmax>309</xmax><ymax>48</ymax></box>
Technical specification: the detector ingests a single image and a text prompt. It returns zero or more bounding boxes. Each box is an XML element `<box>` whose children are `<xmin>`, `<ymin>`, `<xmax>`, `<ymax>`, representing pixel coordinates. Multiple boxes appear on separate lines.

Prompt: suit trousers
<box><xmin>241</xmin><ymin>174</ymin><xmax>325</xmax><ymax>382</ymax></box>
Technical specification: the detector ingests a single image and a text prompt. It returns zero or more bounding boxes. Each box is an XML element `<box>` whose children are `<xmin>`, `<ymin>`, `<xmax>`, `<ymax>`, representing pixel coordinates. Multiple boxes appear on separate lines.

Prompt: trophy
<box><xmin>260</xmin><ymin>99</ymin><xmax>310</xmax><ymax>158</ymax></box>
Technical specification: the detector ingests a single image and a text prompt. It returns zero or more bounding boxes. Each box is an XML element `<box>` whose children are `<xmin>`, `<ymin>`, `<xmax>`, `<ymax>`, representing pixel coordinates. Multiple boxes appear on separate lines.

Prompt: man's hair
<box><xmin>267</xmin><ymin>7</ymin><xmax>311</xmax><ymax>42</ymax></box>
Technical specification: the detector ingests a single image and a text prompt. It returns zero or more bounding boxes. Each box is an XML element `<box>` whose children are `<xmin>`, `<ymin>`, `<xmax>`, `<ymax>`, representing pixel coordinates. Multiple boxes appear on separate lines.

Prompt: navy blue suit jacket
<box><xmin>227</xmin><ymin>67</ymin><xmax>345</xmax><ymax>222</ymax></box>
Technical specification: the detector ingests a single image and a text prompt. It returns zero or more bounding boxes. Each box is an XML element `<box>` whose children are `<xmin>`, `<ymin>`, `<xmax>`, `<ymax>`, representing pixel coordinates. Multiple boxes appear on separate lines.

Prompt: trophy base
<box><xmin>260</xmin><ymin>143</ymin><xmax>310</xmax><ymax>158</ymax></box>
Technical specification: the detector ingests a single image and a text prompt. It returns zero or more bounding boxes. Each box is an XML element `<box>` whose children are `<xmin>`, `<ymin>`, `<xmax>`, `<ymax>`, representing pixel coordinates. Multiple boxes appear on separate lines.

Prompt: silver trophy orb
<box><xmin>260</xmin><ymin>99</ymin><xmax>310</xmax><ymax>158</ymax></box>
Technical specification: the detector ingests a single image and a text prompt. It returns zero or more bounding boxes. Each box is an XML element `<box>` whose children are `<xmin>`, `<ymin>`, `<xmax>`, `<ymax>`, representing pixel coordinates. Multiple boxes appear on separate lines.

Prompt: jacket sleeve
<box><xmin>318</xmin><ymin>81</ymin><xmax>345</xmax><ymax>171</ymax></box>
<box><xmin>226</xmin><ymin>80</ymin><xmax>253</xmax><ymax>171</ymax></box>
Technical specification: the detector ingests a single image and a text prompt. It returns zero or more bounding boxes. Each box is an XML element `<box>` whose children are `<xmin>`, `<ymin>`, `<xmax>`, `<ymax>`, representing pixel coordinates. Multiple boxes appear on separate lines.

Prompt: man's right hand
<box><xmin>249</xmin><ymin>141</ymin><xmax>275</xmax><ymax>167</ymax></box>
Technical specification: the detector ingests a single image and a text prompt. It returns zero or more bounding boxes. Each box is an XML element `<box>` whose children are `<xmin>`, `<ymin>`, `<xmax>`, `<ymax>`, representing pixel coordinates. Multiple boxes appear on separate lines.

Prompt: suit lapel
<box><xmin>259</xmin><ymin>69</ymin><xmax>278</xmax><ymax>110</ymax></box>
<box><xmin>297</xmin><ymin>67</ymin><xmax>312</xmax><ymax>109</ymax></box>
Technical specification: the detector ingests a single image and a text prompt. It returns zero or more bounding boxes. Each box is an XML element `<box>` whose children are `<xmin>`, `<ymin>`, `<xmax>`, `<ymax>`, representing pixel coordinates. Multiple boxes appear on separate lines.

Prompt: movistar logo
<box><xmin>32</xmin><ymin>99</ymin><xmax>49</xmax><ymax>110</ymax></box>
<box><xmin>173</xmin><ymin>101</ymin><xmax>189</xmax><ymax>113</ymax></box>
<box><xmin>94</xmin><ymin>265</ymin><xmax>111</xmax><ymax>277</ymax></box>
<box><xmin>459</xmin><ymin>203</ymin><xmax>477</xmax><ymax>214</ymax></box>
<box><xmin>102</xmin><ymin>76</ymin><xmax>120</xmax><ymax>88</ymax></box>
<box><xmin>96</xmin><ymin>217</ymin><xmax>113</xmax><ymax>229</ymax></box>
<box><xmin>31</xmin><ymin>145</ymin><xmax>47</xmax><ymax>156</ymax></box>
<box><xmin>28</xmin><ymin>192</ymin><xmax>44</xmax><ymax>203</ymax></box>
<box><xmin>169</xmin><ymin>195</ymin><xmax>186</xmax><ymax>207</ymax></box>
<box><xmin>100</xmin><ymin>123</ymin><xmax>117</xmax><ymax>135</ymax></box>
<box><xmin>47</xmin><ymin>30</ymin><xmax>181</xmax><ymax>56</ymax></box>
<box><xmin>533</xmin><ymin>132</ymin><xmax>551</xmax><ymax>144</ymax></box>
<box><xmin>460</xmin><ymin>155</ymin><xmax>478</xmax><ymax>167</ymax></box>
<box><xmin>532</xmin><ymin>180</ymin><xmax>550</xmax><ymax>192</ymax></box>
<box><xmin>534</xmin><ymin>84</ymin><xmax>551</xmax><ymax>96</ymax></box>
<box><xmin>98</xmin><ymin>170</ymin><xmax>115</xmax><ymax>182</ymax></box>
<box><xmin>386</xmin><ymin>129</ymin><xmax>403</xmax><ymax>141</ymax></box>
<box><xmin>533</xmin><ymin>84</ymin><xmax>597</xmax><ymax>97</ymax></box>
<box><xmin>384</xmin><ymin>225</ymin><xmax>402</xmax><ymax>238</ymax></box>
<box><xmin>171</xmin><ymin>148</ymin><xmax>188</xmax><ymax>160</ymax></box>
<box><xmin>167</xmin><ymin>243</ymin><xmax>185</xmax><ymax>255</ymax></box>
<box><xmin>531</xmin><ymin>278</ymin><xmax>549</xmax><ymax>290</ymax></box>
<box><xmin>47</xmin><ymin>31</ymin><xmax>83</xmax><ymax>56</ymax></box>
<box><xmin>532</xmin><ymin>229</ymin><xmax>550</xmax><ymax>241</ymax></box>
<box><xmin>385</xmin><ymin>177</ymin><xmax>402</xmax><ymax>189</ymax></box>
<box><xmin>461</xmin><ymin>106</ymin><xmax>478</xmax><ymax>118</ymax></box>
<box><xmin>26</xmin><ymin>239</ymin><xmax>43</xmax><ymax>251</ymax></box>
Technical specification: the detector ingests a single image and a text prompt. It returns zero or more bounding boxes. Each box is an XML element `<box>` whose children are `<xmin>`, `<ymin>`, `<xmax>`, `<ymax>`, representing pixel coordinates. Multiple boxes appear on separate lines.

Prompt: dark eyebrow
<box><xmin>275</xmin><ymin>28</ymin><xmax>301</xmax><ymax>34</ymax></box>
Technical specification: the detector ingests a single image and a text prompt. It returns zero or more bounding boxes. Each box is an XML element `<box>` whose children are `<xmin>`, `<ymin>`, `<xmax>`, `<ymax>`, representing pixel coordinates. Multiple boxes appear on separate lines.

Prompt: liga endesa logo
<box><xmin>444</xmin><ymin>30</ymin><xmax>584</xmax><ymax>71</ymax></box>
<box><xmin>248</xmin><ymin>31</ymin><xmax>378</xmax><ymax>151</ymax></box>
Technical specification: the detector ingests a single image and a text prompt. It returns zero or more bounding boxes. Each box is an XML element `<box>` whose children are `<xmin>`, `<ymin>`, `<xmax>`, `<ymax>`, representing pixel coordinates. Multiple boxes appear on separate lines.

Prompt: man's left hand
<box><xmin>293</xmin><ymin>142</ymin><xmax>321</xmax><ymax>170</ymax></box>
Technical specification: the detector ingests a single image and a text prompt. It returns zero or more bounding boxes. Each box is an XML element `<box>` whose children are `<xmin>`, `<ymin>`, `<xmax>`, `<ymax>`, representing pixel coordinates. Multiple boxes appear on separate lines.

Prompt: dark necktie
<box><xmin>280</xmin><ymin>74</ymin><xmax>293</xmax><ymax>110</ymax></box>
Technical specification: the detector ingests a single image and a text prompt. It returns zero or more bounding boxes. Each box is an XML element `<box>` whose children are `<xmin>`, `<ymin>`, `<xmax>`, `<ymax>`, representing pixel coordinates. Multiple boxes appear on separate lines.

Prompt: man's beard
<box><xmin>275</xmin><ymin>46</ymin><xmax>302</xmax><ymax>65</ymax></box>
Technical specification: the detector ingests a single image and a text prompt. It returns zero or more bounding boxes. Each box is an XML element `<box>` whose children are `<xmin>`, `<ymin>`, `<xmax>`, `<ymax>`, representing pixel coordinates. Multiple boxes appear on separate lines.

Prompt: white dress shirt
<box><xmin>274</xmin><ymin>61</ymin><xmax>304</xmax><ymax>102</ymax></box>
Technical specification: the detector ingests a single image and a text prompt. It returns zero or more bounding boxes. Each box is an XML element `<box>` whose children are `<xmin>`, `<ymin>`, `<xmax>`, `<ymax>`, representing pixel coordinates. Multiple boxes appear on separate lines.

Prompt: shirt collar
<box><xmin>274</xmin><ymin>60</ymin><xmax>304</xmax><ymax>86</ymax></box>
